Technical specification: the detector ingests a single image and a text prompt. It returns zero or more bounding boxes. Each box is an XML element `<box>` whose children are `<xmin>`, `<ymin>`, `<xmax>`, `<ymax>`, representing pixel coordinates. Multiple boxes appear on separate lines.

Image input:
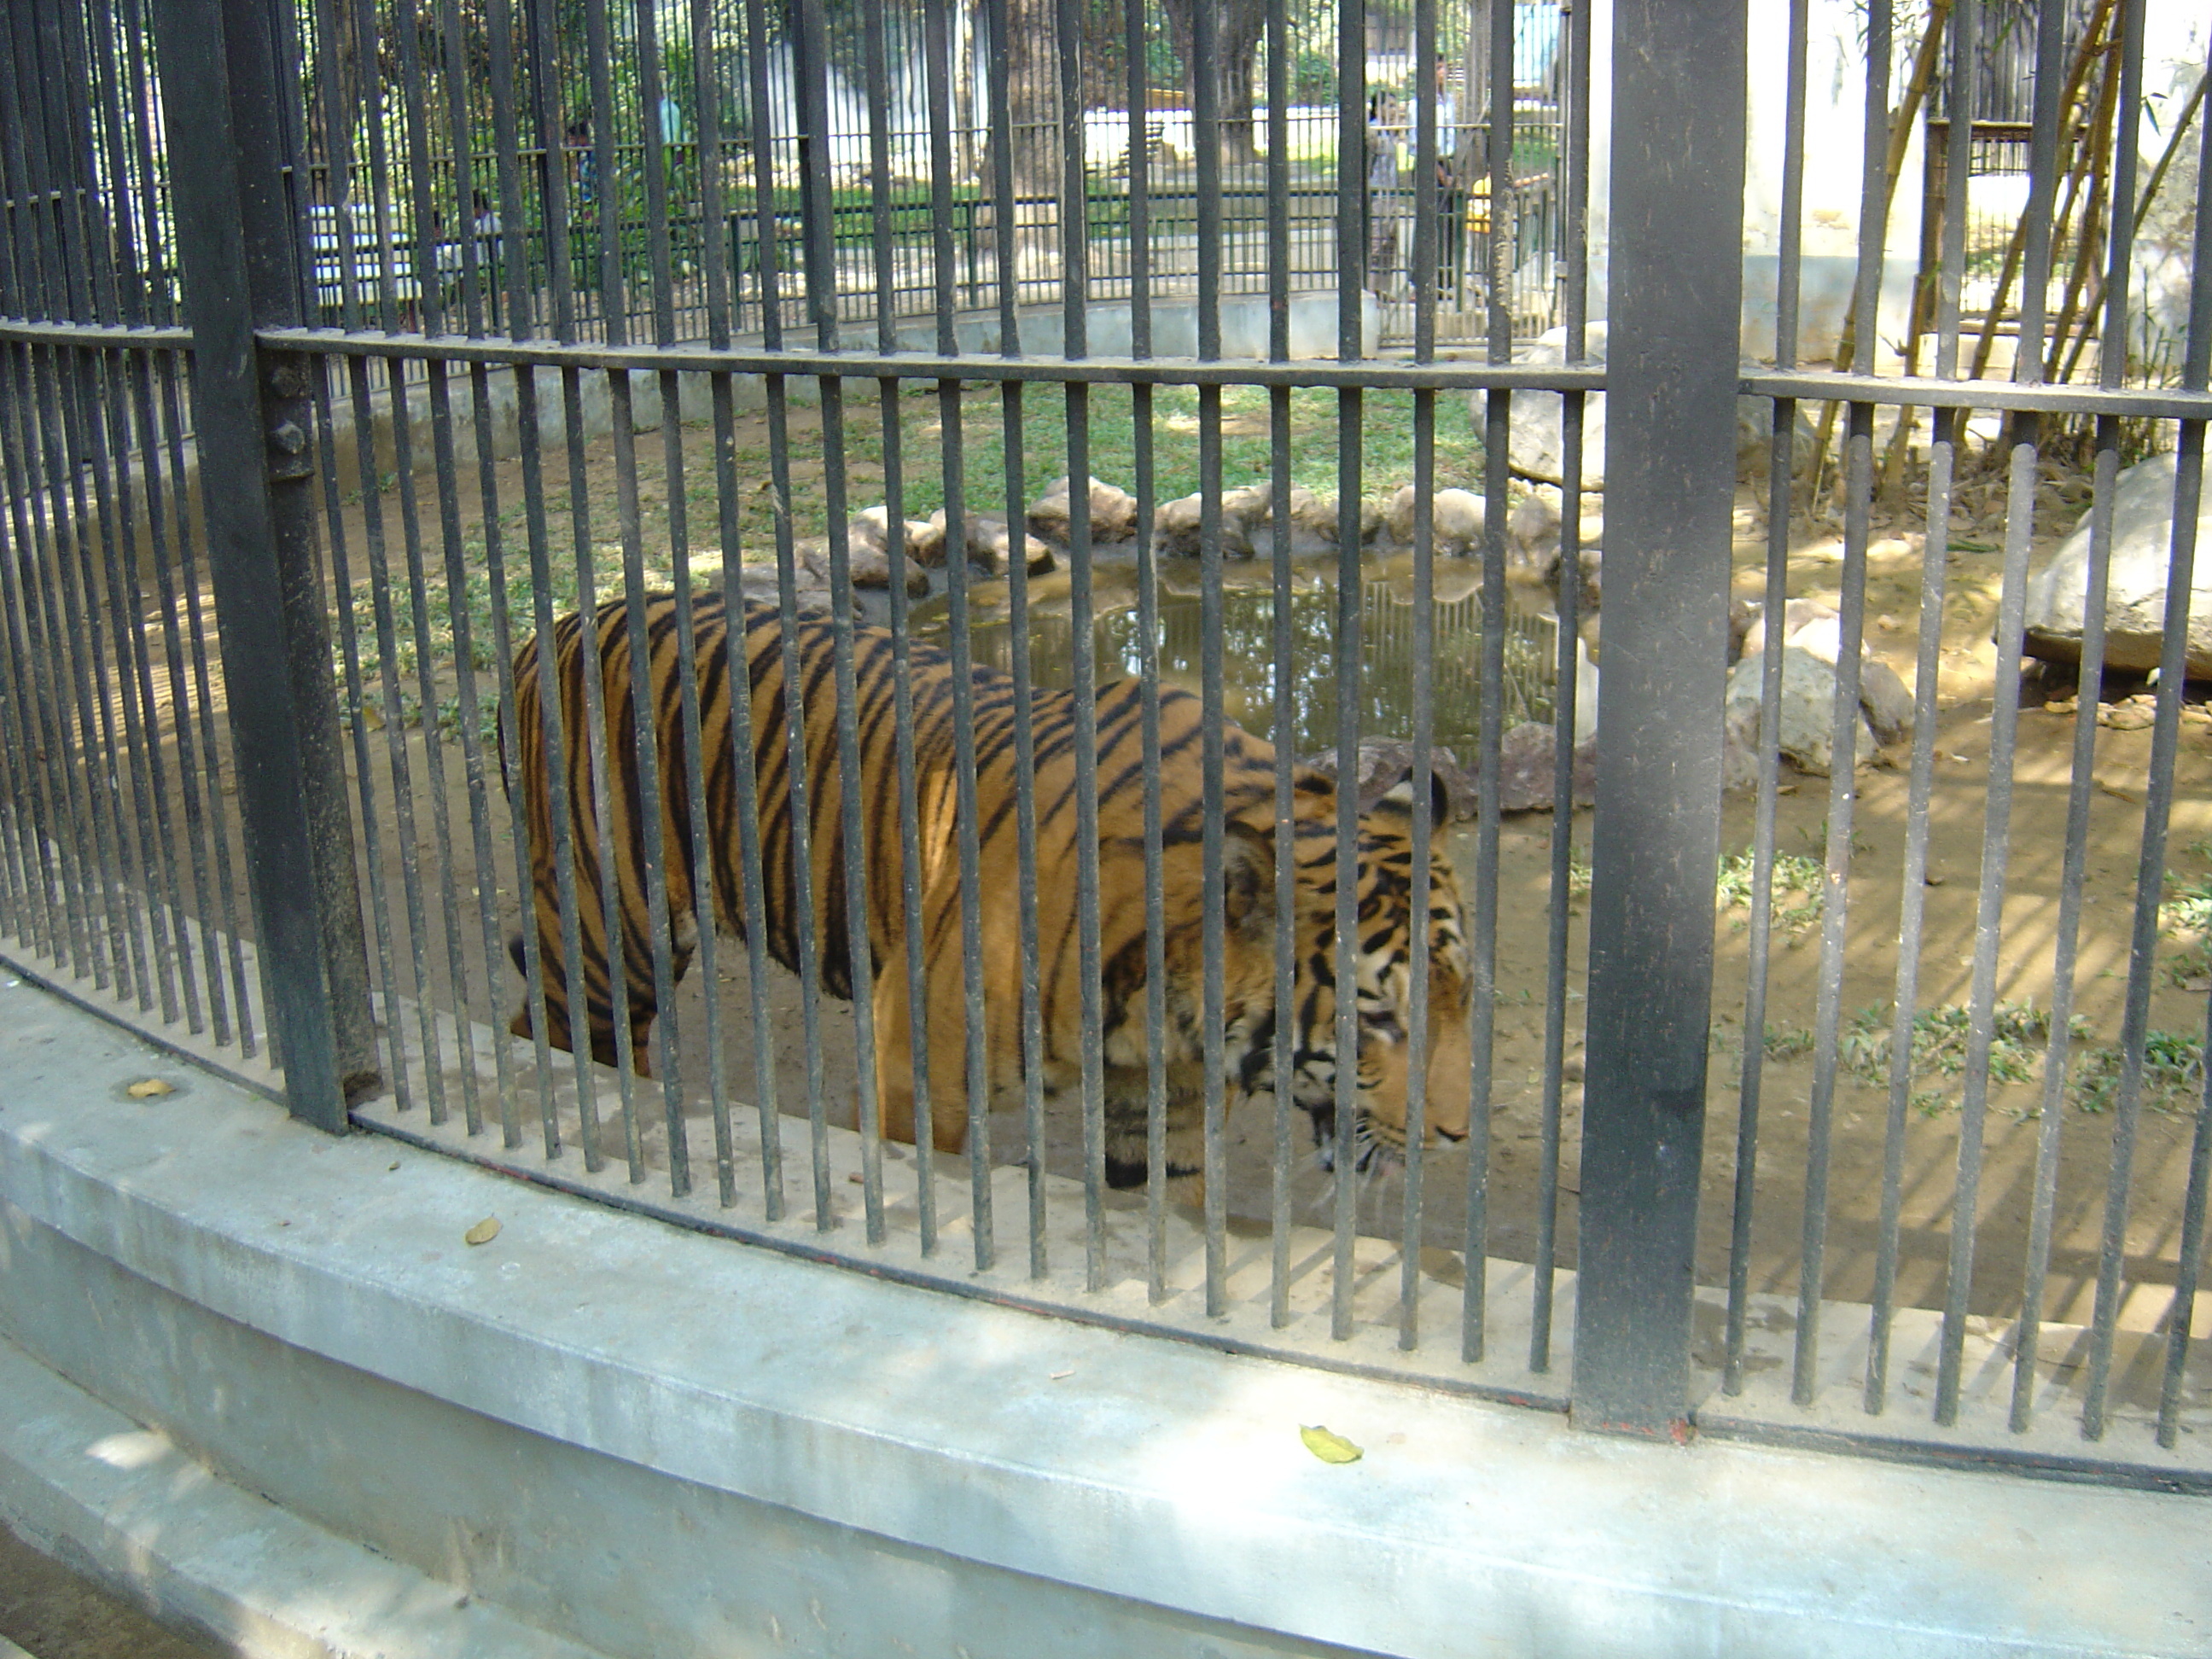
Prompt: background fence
<box><xmin>2</xmin><ymin>0</ymin><xmax>2209</xmax><ymax>1491</ymax></box>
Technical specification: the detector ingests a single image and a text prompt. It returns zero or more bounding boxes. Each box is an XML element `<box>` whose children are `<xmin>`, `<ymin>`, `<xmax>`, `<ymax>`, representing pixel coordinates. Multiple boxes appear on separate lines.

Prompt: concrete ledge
<box><xmin>0</xmin><ymin>981</ymin><xmax>2206</xmax><ymax>1658</ymax></box>
<box><xmin>0</xmin><ymin>1335</ymin><xmax>602</xmax><ymax>1659</ymax></box>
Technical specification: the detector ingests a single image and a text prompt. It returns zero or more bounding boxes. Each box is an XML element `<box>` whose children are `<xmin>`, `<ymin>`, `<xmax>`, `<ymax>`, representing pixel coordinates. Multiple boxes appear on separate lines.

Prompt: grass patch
<box><xmin>2162</xmin><ymin>866</ymin><xmax>2212</xmax><ymax>987</ymax></box>
<box><xmin>1842</xmin><ymin>1002</ymin><xmax>2069</xmax><ymax>1096</ymax></box>
<box><xmin>876</xmin><ymin>381</ymin><xmax>1490</xmax><ymax>528</ymax></box>
<box><xmin>2074</xmin><ymin>1030</ymin><xmax>2208</xmax><ymax>1116</ymax></box>
<box><xmin>1762</xmin><ymin>1024</ymin><xmax>1817</xmax><ymax>1063</ymax></box>
<box><xmin>1716</xmin><ymin>847</ymin><xmax>1827</xmax><ymax>934</ymax></box>
<box><xmin>1840</xmin><ymin>1002</ymin><xmax>2204</xmax><ymax>1117</ymax></box>
<box><xmin>328</xmin><ymin>383</ymin><xmax>1493</xmax><ymax>733</ymax></box>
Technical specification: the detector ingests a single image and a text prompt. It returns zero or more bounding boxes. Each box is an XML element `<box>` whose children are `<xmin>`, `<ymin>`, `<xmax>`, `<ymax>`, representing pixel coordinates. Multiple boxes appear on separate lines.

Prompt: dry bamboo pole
<box><xmin>2043</xmin><ymin>35</ymin><xmax>2122</xmax><ymax>391</ymax></box>
<box><xmin>1962</xmin><ymin>0</ymin><xmax>2117</xmax><ymax>384</ymax></box>
<box><xmin>1858</xmin><ymin>0</ymin><xmax>2117</xmax><ymax>508</ymax></box>
<box><xmin>2056</xmin><ymin>66</ymin><xmax>2210</xmax><ymax>385</ymax></box>
<box><xmin>1803</xmin><ymin>0</ymin><xmax>1952</xmax><ymax>515</ymax></box>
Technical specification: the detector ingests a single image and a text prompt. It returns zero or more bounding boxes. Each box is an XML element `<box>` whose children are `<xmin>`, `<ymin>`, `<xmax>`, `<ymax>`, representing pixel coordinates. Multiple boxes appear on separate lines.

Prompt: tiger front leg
<box><xmin>871</xmin><ymin>963</ymin><xmax>969</xmax><ymax>1156</ymax></box>
<box><xmin>505</xmin><ymin>923</ymin><xmax>690</xmax><ymax>1079</ymax></box>
<box><xmin>1102</xmin><ymin>1059</ymin><xmax>1208</xmax><ymax>1209</ymax></box>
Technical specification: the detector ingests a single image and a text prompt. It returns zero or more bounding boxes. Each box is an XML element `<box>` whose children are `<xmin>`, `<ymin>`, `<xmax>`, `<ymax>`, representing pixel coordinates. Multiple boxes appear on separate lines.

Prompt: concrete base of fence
<box><xmin>0</xmin><ymin>981</ymin><xmax>2203</xmax><ymax>1659</ymax></box>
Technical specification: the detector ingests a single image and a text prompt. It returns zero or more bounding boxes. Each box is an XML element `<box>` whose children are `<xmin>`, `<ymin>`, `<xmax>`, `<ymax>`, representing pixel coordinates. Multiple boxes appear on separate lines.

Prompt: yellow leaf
<box><xmin>463</xmin><ymin>1216</ymin><xmax>502</xmax><ymax>1246</ymax></box>
<box><xmin>1300</xmin><ymin>1424</ymin><xmax>1363</xmax><ymax>1464</ymax></box>
<box><xmin>125</xmin><ymin>1078</ymin><xmax>175</xmax><ymax>1099</ymax></box>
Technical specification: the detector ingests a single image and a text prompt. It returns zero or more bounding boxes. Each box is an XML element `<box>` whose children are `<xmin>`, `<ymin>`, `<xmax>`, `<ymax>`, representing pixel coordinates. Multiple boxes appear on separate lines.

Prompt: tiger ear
<box><xmin>1222</xmin><ymin>819</ymin><xmax>1278</xmax><ymax>935</ymax></box>
<box><xmin>1375</xmin><ymin>769</ymin><xmax>1453</xmax><ymax>824</ymax></box>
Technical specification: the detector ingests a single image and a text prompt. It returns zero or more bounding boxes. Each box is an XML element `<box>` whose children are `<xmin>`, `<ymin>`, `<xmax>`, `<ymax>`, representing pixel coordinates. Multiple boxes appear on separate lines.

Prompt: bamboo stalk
<box><xmin>1963</xmin><ymin>0</ymin><xmax>2117</xmax><ymax>384</ymax></box>
<box><xmin>2044</xmin><ymin>37</ymin><xmax>2122</xmax><ymax>388</ymax></box>
<box><xmin>2052</xmin><ymin>68</ymin><xmax>2209</xmax><ymax>386</ymax></box>
<box><xmin>1804</xmin><ymin>0</ymin><xmax>1952</xmax><ymax>515</ymax></box>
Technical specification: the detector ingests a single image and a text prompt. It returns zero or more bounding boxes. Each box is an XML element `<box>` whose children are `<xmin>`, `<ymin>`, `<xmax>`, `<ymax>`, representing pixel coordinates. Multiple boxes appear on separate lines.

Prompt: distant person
<box><xmin>1365</xmin><ymin>92</ymin><xmax>1407</xmax><ymax>295</ymax></box>
<box><xmin>1429</xmin><ymin>60</ymin><xmax>1466</xmax><ymax>296</ymax></box>
<box><xmin>566</xmin><ymin>114</ymin><xmax>597</xmax><ymax>207</ymax></box>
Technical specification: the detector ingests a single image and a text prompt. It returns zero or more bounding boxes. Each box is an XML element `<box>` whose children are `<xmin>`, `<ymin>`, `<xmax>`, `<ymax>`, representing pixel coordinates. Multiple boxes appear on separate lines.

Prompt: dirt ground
<box><xmin>200</xmin><ymin>407</ymin><xmax>2212</xmax><ymax>1333</ymax></box>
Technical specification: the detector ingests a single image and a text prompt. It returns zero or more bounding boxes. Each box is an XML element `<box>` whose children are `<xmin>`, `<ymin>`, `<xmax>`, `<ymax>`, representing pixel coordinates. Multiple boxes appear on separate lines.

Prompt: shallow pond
<box><xmin>923</xmin><ymin>550</ymin><xmax>1562</xmax><ymax>762</ymax></box>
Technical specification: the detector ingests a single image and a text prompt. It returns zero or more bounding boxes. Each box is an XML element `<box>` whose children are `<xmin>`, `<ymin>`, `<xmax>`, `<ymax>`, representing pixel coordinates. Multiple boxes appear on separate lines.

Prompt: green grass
<box><xmin>2074</xmin><ymin>1029</ymin><xmax>2208</xmax><ymax>1115</ymax></box>
<box><xmin>1842</xmin><ymin>1002</ymin><xmax>2069</xmax><ymax>1096</ymax></box>
<box><xmin>2162</xmin><ymin>866</ymin><xmax>2212</xmax><ymax>988</ymax></box>
<box><xmin>1762</xmin><ymin>1024</ymin><xmax>1817</xmax><ymax>1063</ymax></box>
<box><xmin>881</xmin><ymin>381</ymin><xmax>1490</xmax><ymax>526</ymax></box>
<box><xmin>1838</xmin><ymin>1001</ymin><xmax>2204</xmax><ymax>1118</ymax></box>
<box><xmin>329</xmin><ymin>381</ymin><xmax>1493</xmax><ymax>735</ymax></box>
<box><xmin>1715</xmin><ymin>847</ymin><xmax>1828</xmax><ymax>934</ymax></box>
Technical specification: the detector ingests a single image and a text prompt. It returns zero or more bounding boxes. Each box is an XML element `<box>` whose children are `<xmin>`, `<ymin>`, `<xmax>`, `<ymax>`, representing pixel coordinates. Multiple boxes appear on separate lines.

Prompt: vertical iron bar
<box><xmin>796</xmin><ymin>0</ymin><xmax>882</xmax><ymax>1241</ymax></box>
<box><xmin>2014</xmin><ymin>0</ymin><xmax>2143</xmax><ymax>1430</ymax></box>
<box><xmin>311</xmin><ymin>358</ymin><xmax>408</xmax><ymax>1112</ymax></box>
<box><xmin>153</xmin><ymin>0</ymin><xmax>377</xmax><ymax>1126</ymax></box>
<box><xmin>1534</xmin><ymin>0</ymin><xmax>1598</xmax><ymax>1379</ymax></box>
<box><xmin>1573</xmin><ymin>0</ymin><xmax>1743</xmax><ymax>1436</ymax></box>
<box><xmin>1260</xmin><ymin>0</ymin><xmax>1296</xmax><ymax>1330</ymax></box>
<box><xmin>2083</xmin><ymin>83</ymin><xmax>2212</xmax><ymax>1433</ymax></box>
<box><xmin>1935</xmin><ymin>0</ymin><xmax>2074</xmax><ymax>1427</ymax></box>
<box><xmin>1792</xmin><ymin>0</ymin><xmax>1888</xmax><ymax>1408</ymax></box>
<box><xmin>1866</xmin><ymin>0</ymin><xmax>1975</xmax><ymax>1417</ymax></box>
<box><xmin>1333</xmin><ymin>0</ymin><xmax>1365</xmax><ymax>1355</ymax></box>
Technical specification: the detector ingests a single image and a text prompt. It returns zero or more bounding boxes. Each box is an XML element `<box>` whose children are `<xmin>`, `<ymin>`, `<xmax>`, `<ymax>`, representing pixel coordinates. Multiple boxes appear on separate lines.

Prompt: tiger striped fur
<box><xmin>505</xmin><ymin>591</ymin><xmax>1474</xmax><ymax>1186</ymax></box>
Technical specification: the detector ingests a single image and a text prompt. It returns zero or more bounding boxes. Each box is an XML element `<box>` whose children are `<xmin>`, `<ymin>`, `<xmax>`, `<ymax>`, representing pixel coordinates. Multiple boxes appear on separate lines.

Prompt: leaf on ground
<box><xmin>1300</xmin><ymin>1424</ymin><xmax>1363</xmax><ymax>1464</ymax></box>
<box><xmin>125</xmin><ymin>1078</ymin><xmax>175</xmax><ymax>1099</ymax></box>
<box><xmin>463</xmin><ymin>1216</ymin><xmax>502</xmax><ymax>1246</ymax></box>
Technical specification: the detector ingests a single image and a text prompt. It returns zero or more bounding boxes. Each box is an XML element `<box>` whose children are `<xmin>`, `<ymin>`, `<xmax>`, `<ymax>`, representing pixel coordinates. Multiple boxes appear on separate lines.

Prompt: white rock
<box><xmin>2024</xmin><ymin>452</ymin><xmax>2212</xmax><ymax>678</ymax></box>
<box><xmin>1724</xmin><ymin>647</ymin><xmax>1884</xmax><ymax>781</ymax></box>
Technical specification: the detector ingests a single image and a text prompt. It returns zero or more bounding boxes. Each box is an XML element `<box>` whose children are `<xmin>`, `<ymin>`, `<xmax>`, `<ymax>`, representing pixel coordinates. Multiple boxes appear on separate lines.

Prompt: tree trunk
<box><xmin>1158</xmin><ymin>0</ymin><xmax>1266</xmax><ymax>165</ymax></box>
<box><xmin>1004</xmin><ymin>0</ymin><xmax>1057</xmax><ymax>197</ymax></box>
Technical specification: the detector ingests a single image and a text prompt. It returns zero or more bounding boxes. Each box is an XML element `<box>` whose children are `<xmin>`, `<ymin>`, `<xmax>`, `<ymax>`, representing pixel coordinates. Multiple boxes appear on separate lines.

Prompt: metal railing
<box><xmin>1</xmin><ymin>0</ymin><xmax>2209</xmax><ymax>1493</ymax></box>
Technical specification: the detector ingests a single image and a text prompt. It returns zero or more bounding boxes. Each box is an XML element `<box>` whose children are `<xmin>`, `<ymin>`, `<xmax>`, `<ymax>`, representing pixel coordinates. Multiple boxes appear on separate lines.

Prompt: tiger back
<box><xmin>505</xmin><ymin>591</ymin><xmax>1473</xmax><ymax>1186</ymax></box>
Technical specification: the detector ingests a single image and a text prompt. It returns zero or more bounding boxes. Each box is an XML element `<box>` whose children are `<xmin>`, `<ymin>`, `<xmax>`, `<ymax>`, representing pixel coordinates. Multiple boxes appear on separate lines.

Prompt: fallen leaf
<box><xmin>463</xmin><ymin>1216</ymin><xmax>502</xmax><ymax>1246</ymax></box>
<box><xmin>125</xmin><ymin>1078</ymin><xmax>174</xmax><ymax>1099</ymax></box>
<box><xmin>1049</xmin><ymin>1368</ymin><xmax>1075</xmax><ymax>1381</ymax></box>
<box><xmin>1300</xmin><ymin>1424</ymin><xmax>1363</xmax><ymax>1464</ymax></box>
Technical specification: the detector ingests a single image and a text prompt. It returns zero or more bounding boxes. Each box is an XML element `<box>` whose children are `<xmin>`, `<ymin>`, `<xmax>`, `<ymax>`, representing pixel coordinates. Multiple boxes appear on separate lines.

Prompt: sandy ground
<box><xmin>86</xmin><ymin>412</ymin><xmax>2211</xmax><ymax>1336</ymax></box>
<box><xmin>0</xmin><ymin>1522</ymin><xmax>218</xmax><ymax>1659</ymax></box>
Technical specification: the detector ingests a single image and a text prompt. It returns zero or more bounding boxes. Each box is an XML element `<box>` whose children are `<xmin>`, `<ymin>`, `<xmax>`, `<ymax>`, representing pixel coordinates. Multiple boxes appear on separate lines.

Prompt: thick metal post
<box><xmin>1571</xmin><ymin>0</ymin><xmax>1745</xmax><ymax>1438</ymax></box>
<box><xmin>151</xmin><ymin>0</ymin><xmax>377</xmax><ymax>1130</ymax></box>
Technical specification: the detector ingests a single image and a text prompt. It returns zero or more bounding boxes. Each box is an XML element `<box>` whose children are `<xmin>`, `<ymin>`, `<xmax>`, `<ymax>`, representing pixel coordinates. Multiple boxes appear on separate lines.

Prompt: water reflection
<box><xmin>931</xmin><ymin>552</ymin><xmax>1557</xmax><ymax>760</ymax></box>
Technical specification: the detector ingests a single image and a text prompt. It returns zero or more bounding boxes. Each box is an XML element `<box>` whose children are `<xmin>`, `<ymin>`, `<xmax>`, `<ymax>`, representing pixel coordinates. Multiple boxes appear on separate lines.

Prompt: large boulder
<box><xmin>1722</xmin><ymin>643</ymin><xmax>1907</xmax><ymax>783</ymax></box>
<box><xmin>734</xmin><ymin>550</ymin><xmax>859</xmax><ymax>619</ymax></box>
<box><xmin>908</xmin><ymin>509</ymin><xmax>1056</xmax><ymax>575</ymax></box>
<box><xmin>2023</xmin><ymin>452</ymin><xmax>2212</xmax><ymax>679</ymax></box>
<box><xmin>1299</xmin><ymin>730</ymin><xmax>1596</xmax><ymax>818</ymax></box>
<box><xmin>1027</xmin><ymin>475</ymin><xmax>1139</xmax><ymax>545</ymax></box>
<box><xmin>1378</xmin><ymin>486</ymin><xmax>1485</xmax><ymax>555</ymax></box>
<box><xmin>1300</xmin><ymin>739</ymin><xmax>1480</xmax><ymax>821</ymax></box>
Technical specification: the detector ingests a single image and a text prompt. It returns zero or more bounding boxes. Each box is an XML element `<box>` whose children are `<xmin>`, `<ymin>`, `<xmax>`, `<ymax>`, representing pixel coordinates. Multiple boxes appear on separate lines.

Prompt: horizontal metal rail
<box><xmin>251</xmin><ymin>326</ymin><xmax>1611</xmax><ymax>393</ymax></box>
<box><xmin>13</xmin><ymin>319</ymin><xmax>2205</xmax><ymax>425</ymax></box>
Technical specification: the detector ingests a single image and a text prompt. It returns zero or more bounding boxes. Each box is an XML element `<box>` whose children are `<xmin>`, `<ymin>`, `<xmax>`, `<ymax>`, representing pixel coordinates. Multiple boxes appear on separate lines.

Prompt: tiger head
<box><xmin>1236</xmin><ymin>771</ymin><xmax>1476</xmax><ymax>1174</ymax></box>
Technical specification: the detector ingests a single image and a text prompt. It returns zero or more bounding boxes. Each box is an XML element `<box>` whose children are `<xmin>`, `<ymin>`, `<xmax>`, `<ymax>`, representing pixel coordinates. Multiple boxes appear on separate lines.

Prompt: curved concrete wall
<box><xmin>0</xmin><ymin>983</ymin><xmax>2202</xmax><ymax>1659</ymax></box>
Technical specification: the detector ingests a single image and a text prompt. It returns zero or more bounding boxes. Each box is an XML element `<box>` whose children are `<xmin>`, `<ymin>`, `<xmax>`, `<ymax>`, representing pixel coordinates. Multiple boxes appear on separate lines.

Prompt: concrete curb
<box><xmin>0</xmin><ymin>982</ymin><xmax>2206</xmax><ymax>1658</ymax></box>
<box><xmin>0</xmin><ymin>1335</ymin><xmax>605</xmax><ymax>1659</ymax></box>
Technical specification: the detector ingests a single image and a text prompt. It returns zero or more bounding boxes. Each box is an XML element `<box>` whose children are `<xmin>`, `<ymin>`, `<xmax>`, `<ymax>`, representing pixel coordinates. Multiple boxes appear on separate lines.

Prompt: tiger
<box><xmin>504</xmin><ymin>591</ymin><xmax>1474</xmax><ymax>1188</ymax></box>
